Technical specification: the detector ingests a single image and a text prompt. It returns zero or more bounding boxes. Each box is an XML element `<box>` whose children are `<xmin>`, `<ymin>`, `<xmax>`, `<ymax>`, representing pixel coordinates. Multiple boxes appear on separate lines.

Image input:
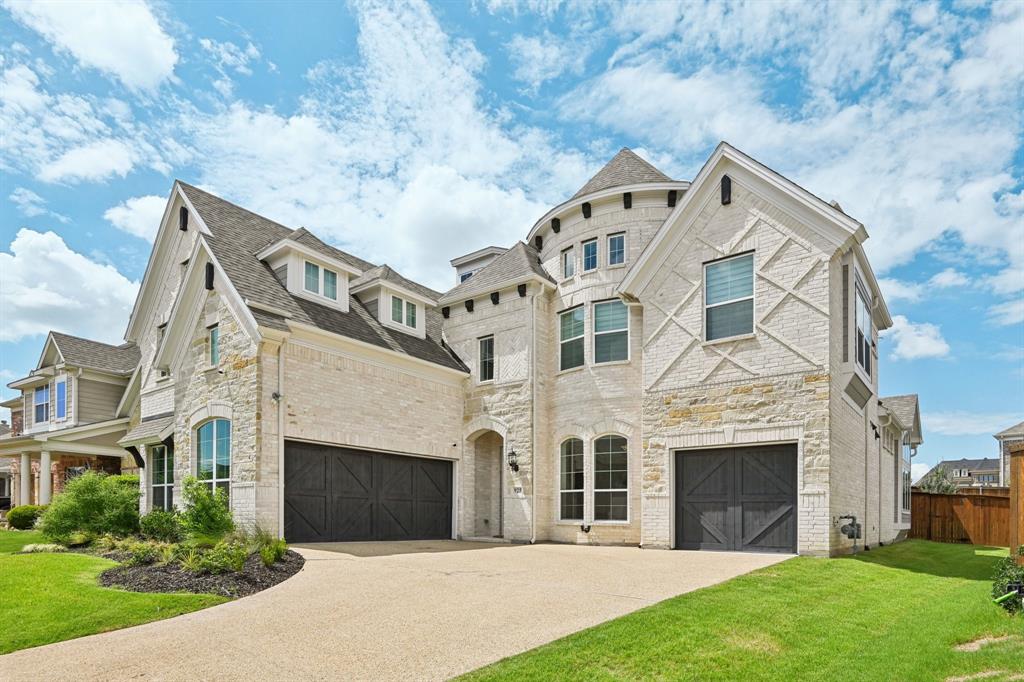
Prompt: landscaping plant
<box><xmin>6</xmin><ymin>505</ymin><xmax>46</xmax><ymax>530</ymax></box>
<box><xmin>991</xmin><ymin>545</ymin><xmax>1024</xmax><ymax>614</ymax></box>
<box><xmin>179</xmin><ymin>476</ymin><xmax>234</xmax><ymax>539</ymax></box>
<box><xmin>140</xmin><ymin>509</ymin><xmax>184</xmax><ymax>543</ymax></box>
<box><xmin>39</xmin><ymin>471</ymin><xmax>140</xmax><ymax>543</ymax></box>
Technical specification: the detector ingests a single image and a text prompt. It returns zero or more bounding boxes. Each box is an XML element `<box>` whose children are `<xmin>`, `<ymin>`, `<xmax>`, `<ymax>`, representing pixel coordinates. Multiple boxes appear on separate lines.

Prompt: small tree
<box><xmin>39</xmin><ymin>471</ymin><xmax>140</xmax><ymax>543</ymax></box>
<box><xmin>919</xmin><ymin>466</ymin><xmax>958</xmax><ymax>494</ymax></box>
<box><xmin>179</xmin><ymin>476</ymin><xmax>234</xmax><ymax>540</ymax></box>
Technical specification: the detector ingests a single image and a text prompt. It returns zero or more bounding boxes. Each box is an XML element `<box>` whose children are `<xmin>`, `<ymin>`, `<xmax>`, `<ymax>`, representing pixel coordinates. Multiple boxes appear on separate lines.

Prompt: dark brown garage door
<box><xmin>284</xmin><ymin>441</ymin><xmax>453</xmax><ymax>543</ymax></box>
<box><xmin>675</xmin><ymin>444</ymin><xmax>797</xmax><ymax>553</ymax></box>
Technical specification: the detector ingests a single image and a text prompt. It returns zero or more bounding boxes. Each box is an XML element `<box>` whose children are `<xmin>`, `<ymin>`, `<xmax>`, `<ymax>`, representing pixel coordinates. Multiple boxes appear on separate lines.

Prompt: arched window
<box><xmin>594</xmin><ymin>435</ymin><xmax>627</xmax><ymax>521</ymax></box>
<box><xmin>197</xmin><ymin>419</ymin><xmax>231</xmax><ymax>500</ymax></box>
<box><xmin>559</xmin><ymin>438</ymin><xmax>584</xmax><ymax>521</ymax></box>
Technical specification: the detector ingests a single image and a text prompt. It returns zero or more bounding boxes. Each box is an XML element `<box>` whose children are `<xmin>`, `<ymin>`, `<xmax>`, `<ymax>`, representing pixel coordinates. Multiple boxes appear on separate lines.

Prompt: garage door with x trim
<box><xmin>284</xmin><ymin>441</ymin><xmax>453</xmax><ymax>543</ymax></box>
<box><xmin>675</xmin><ymin>444</ymin><xmax>797</xmax><ymax>553</ymax></box>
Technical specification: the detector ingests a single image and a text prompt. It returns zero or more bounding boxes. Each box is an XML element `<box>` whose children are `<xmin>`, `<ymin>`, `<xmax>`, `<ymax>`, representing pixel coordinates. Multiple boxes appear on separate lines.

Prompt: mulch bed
<box><xmin>97</xmin><ymin>550</ymin><xmax>305</xmax><ymax>598</ymax></box>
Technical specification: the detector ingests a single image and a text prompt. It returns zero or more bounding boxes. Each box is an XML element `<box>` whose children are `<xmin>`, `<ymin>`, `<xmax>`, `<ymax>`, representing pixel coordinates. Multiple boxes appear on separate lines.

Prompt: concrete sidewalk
<box><xmin>0</xmin><ymin>541</ymin><xmax>788</xmax><ymax>681</ymax></box>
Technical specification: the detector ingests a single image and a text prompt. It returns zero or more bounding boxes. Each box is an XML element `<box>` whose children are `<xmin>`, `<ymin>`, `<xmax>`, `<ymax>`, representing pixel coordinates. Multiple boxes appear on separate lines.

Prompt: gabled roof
<box><xmin>995</xmin><ymin>420</ymin><xmax>1024</xmax><ymax>439</ymax></box>
<box><xmin>572</xmin><ymin>148</ymin><xmax>673</xmax><ymax>199</ymax></box>
<box><xmin>880</xmin><ymin>394</ymin><xmax>923</xmax><ymax>445</ymax></box>
<box><xmin>176</xmin><ymin>183</ymin><xmax>466</xmax><ymax>373</ymax></box>
<box><xmin>439</xmin><ymin>241</ymin><xmax>554</xmax><ymax>305</ymax></box>
<box><xmin>931</xmin><ymin>458</ymin><xmax>1001</xmax><ymax>473</ymax></box>
<box><xmin>350</xmin><ymin>265</ymin><xmax>442</xmax><ymax>303</ymax></box>
<box><xmin>287</xmin><ymin>227</ymin><xmax>375</xmax><ymax>273</ymax></box>
<box><xmin>46</xmin><ymin>332</ymin><xmax>139</xmax><ymax>375</ymax></box>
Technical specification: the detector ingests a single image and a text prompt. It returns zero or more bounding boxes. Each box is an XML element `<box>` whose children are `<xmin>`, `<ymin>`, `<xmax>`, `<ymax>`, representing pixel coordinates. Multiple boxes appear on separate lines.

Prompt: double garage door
<box><xmin>284</xmin><ymin>441</ymin><xmax>453</xmax><ymax>543</ymax></box>
<box><xmin>675</xmin><ymin>444</ymin><xmax>797</xmax><ymax>553</ymax></box>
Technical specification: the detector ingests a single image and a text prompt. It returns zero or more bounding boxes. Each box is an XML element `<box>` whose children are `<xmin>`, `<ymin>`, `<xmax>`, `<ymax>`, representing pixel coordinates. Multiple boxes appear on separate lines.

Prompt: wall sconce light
<box><xmin>507</xmin><ymin>449</ymin><xmax>519</xmax><ymax>472</ymax></box>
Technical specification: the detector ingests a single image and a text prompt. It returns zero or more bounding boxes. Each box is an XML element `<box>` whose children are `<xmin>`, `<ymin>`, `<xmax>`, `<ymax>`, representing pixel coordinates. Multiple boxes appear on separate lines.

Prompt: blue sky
<box><xmin>0</xmin><ymin>0</ymin><xmax>1021</xmax><ymax>480</ymax></box>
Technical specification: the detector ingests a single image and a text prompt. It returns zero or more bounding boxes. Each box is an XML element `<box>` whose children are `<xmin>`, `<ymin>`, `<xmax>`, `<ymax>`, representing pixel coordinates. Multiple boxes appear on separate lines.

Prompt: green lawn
<box><xmin>0</xmin><ymin>530</ymin><xmax>227</xmax><ymax>654</ymax></box>
<box><xmin>463</xmin><ymin>541</ymin><xmax>1023</xmax><ymax>681</ymax></box>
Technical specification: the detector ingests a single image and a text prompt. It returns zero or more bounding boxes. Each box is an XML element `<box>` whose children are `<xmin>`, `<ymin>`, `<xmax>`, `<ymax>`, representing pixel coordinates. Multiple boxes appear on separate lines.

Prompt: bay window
<box><xmin>705</xmin><ymin>253</ymin><xmax>754</xmax><ymax>341</ymax></box>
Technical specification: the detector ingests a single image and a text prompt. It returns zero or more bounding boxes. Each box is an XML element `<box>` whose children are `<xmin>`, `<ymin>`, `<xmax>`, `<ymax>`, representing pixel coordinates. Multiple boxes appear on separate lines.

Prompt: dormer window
<box><xmin>303</xmin><ymin>261</ymin><xmax>339</xmax><ymax>301</ymax></box>
<box><xmin>391</xmin><ymin>295</ymin><xmax>417</xmax><ymax>329</ymax></box>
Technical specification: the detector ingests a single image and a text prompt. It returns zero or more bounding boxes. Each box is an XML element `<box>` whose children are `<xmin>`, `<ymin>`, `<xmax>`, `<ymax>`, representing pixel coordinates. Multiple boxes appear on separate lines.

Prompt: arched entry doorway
<box><xmin>466</xmin><ymin>429</ymin><xmax>504</xmax><ymax>539</ymax></box>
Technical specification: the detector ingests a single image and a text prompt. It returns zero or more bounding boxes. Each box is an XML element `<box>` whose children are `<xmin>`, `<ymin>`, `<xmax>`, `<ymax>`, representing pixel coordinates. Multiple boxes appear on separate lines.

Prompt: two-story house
<box><xmin>0</xmin><ymin>332</ymin><xmax>139</xmax><ymax>507</ymax></box>
<box><xmin>5</xmin><ymin>142</ymin><xmax>922</xmax><ymax>556</ymax></box>
<box><xmin>996</xmin><ymin>421</ymin><xmax>1023</xmax><ymax>486</ymax></box>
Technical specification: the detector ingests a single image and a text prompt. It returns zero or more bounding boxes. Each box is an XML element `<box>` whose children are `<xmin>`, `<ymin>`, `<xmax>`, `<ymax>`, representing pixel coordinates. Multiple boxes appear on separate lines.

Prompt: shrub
<box><xmin>178</xmin><ymin>547</ymin><xmax>203</xmax><ymax>572</ymax></box>
<box><xmin>38</xmin><ymin>471</ymin><xmax>139</xmax><ymax>543</ymax></box>
<box><xmin>179</xmin><ymin>476</ymin><xmax>234</xmax><ymax>539</ymax></box>
<box><xmin>199</xmin><ymin>540</ymin><xmax>248</xmax><ymax>574</ymax></box>
<box><xmin>992</xmin><ymin>546</ymin><xmax>1024</xmax><ymax>614</ymax></box>
<box><xmin>21</xmin><ymin>543</ymin><xmax>66</xmax><ymax>553</ymax></box>
<box><xmin>7</xmin><ymin>505</ymin><xmax>46</xmax><ymax>530</ymax></box>
<box><xmin>123</xmin><ymin>540</ymin><xmax>168</xmax><ymax>567</ymax></box>
<box><xmin>259</xmin><ymin>539</ymin><xmax>288</xmax><ymax>567</ymax></box>
<box><xmin>140</xmin><ymin>510</ymin><xmax>184</xmax><ymax>543</ymax></box>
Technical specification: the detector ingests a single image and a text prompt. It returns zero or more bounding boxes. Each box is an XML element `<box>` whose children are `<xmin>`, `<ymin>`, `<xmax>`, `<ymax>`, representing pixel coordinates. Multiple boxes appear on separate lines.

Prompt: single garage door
<box><xmin>675</xmin><ymin>444</ymin><xmax>796</xmax><ymax>553</ymax></box>
<box><xmin>284</xmin><ymin>441</ymin><xmax>453</xmax><ymax>543</ymax></box>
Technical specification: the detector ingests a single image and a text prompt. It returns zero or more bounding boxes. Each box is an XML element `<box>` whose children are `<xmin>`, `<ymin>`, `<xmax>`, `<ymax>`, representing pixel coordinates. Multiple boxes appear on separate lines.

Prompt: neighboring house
<box><xmin>920</xmin><ymin>458</ymin><xmax>1003</xmax><ymax>489</ymax></box>
<box><xmin>995</xmin><ymin>421</ymin><xmax>1023</xmax><ymax>486</ymax></box>
<box><xmin>0</xmin><ymin>332</ymin><xmax>140</xmax><ymax>507</ymax></box>
<box><xmin>0</xmin><ymin>421</ymin><xmax>11</xmax><ymax>509</ymax></box>
<box><xmin>104</xmin><ymin>141</ymin><xmax>918</xmax><ymax>556</ymax></box>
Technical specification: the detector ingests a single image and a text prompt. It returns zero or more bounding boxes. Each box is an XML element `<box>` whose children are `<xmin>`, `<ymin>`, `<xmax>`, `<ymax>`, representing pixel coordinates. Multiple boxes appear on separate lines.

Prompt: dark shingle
<box><xmin>995</xmin><ymin>421</ymin><xmax>1024</xmax><ymax>438</ymax></box>
<box><xmin>350</xmin><ymin>265</ymin><xmax>442</xmax><ymax>302</ymax></box>
<box><xmin>572</xmin><ymin>148</ymin><xmax>673</xmax><ymax>199</ymax></box>
<box><xmin>49</xmin><ymin>332</ymin><xmax>139</xmax><ymax>375</ymax></box>
<box><xmin>177</xmin><ymin>182</ymin><xmax>466</xmax><ymax>373</ymax></box>
<box><xmin>439</xmin><ymin>242</ymin><xmax>553</xmax><ymax>305</ymax></box>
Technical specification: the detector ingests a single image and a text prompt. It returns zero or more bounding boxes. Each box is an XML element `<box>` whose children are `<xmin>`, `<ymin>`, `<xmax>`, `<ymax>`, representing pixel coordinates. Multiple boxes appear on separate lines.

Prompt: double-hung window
<box><xmin>391</xmin><ymin>295</ymin><xmax>418</xmax><ymax>329</ymax></box>
<box><xmin>593</xmin><ymin>300</ymin><xmax>628</xmax><ymax>363</ymax></box>
<box><xmin>34</xmin><ymin>385</ymin><xmax>49</xmax><ymax>424</ymax></box>
<box><xmin>559</xmin><ymin>306</ymin><xmax>585</xmax><ymax>371</ymax></box>
<box><xmin>855</xmin><ymin>280</ymin><xmax>872</xmax><ymax>377</ymax></box>
<box><xmin>197</xmin><ymin>419</ymin><xmax>231</xmax><ymax>501</ymax></box>
<box><xmin>704</xmin><ymin>253</ymin><xmax>754</xmax><ymax>341</ymax></box>
<box><xmin>607</xmin><ymin>233</ymin><xmax>625</xmax><ymax>266</ymax></box>
<box><xmin>561</xmin><ymin>247</ymin><xmax>575</xmax><ymax>278</ymax></box>
<box><xmin>324</xmin><ymin>269</ymin><xmax>338</xmax><ymax>300</ymax></box>
<box><xmin>55</xmin><ymin>379</ymin><xmax>67</xmax><ymax>420</ymax></box>
<box><xmin>479</xmin><ymin>335</ymin><xmax>494</xmax><ymax>382</ymax></box>
<box><xmin>304</xmin><ymin>261</ymin><xmax>338</xmax><ymax>301</ymax></box>
<box><xmin>582</xmin><ymin>239</ymin><xmax>598</xmax><ymax>271</ymax></box>
<box><xmin>594</xmin><ymin>435</ymin><xmax>628</xmax><ymax>521</ymax></box>
<box><xmin>304</xmin><ymin>261</ymin><xmax>320</xmax><ymax>294</ymax></box>
<box><xmin>559</xmin><ymin>438</ymin><xmax>584</xmax><ymax>521</ymax></box>
<box><xmin>209</xmin><ymin>325</ymin><xmax>220</xmax><ymax>366</ymax></box>
<box><xmin>151</xmin><ymin>444</ymin><xmax>174</xmax><ymax>511</ymax></box>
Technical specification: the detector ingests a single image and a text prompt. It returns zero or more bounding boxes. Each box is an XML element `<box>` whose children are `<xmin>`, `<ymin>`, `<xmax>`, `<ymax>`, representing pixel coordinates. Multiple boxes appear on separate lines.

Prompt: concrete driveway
<box><xmin>1</xmin><ymin>541</ymin><xmax>788</xmax><ymax>681</ymax></box>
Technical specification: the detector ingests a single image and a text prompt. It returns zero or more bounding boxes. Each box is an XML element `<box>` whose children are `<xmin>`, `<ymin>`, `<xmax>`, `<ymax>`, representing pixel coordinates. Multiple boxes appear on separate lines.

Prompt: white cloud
<box><xmin>0</xmin><ymin>229</ymin><xmax>139</xmax><ymax>344</ymax></box>
<box><xmin>987</xmin><ymin>298</ymin><xmax>1024</xmax><ymax>326</ymax></box>
<box><xmin>924</xmin><ymin>410</ymin><xmax>1022</xmax><ymax>436</ymax></box>
<box><xmin>929</xmin><ymin>268</ymin><xmax>970</xmax><ymax>288</ymax></box>
<box><xmin>878</xmin><ymin>277</ymin><xmax>923</xmax><ymax>303</ymax></box>
<box><xmin>8</xmin><ymin>186</ymin><xmax>69</xmax><ymax>222</ymax></box>
<box><xmin>199</xmin><ymin>38</ymin><xmax>262</xmax><ymax>97</ymax></box>
<box><xmin>881</xmin><ymin>315</ymin><xmax>951</xmax><ymax>360</ymax></box>
<box><xmin>2</xmin><ymin>0</ymin><xmax>178</xmax><ymax>90</ymax></box>
<box><xmin>505</xmin><ymin>31</ymin><xmax>587</xmax><ymax>92</ymax></box>
<box><xmin>104</xmin><ymin>195</ymin><xmax>167</xmax><ymax>241</ymax></box>
<box><xmin>38</xmin><ymin>139</ymin><xmax>135</xmax><ymax>183</ymax></box>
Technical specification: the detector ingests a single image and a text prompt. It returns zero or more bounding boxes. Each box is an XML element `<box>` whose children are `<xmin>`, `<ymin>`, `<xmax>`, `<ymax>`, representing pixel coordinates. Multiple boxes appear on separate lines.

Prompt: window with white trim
<box><xmin>479</xmin><ymin>335</ymin><xmax>494</xmax><ymax>382</ymax></box>
<box><xmin>34</xmin><ymin>385</ymin><xmax>49</xmax><ymax>424</ymax></box>
<box><xmin>594</xmin><ymin>435</ymin><xmax>628</xmax><ymax>521</ymax></box>
<box><xmin>303</xmin><ymin>261</ymin><xmax>339</xmax><ymax>301</ymax></box>
<box><xmin>593</xmin><ymin>300</ymin><xmax>628</xmax><ymax>363</ymax></box>
<box><xmin>324</xmin><ymin>269</ymin><xmax>338</xmax><ymax>300</ymax></box>
<box><xmin>209</xmin><ymin>325</ymin><xmax>220</xmax><ymax>366</ymax></box>
<box><xmin>55</xmin><ymin>379</ymin><xmax>67</xmax><ymax>420</ymax></box>
<box><xmin>704</xmin><ymin>253</ymin><xmax>754</xmax><ymax>341</ymax></box>
<box><xmin>582</xmin><ymin>239</ymin><xmax>598</xmax><ymax>271</ymax></box>
<box><xmin>391</xmin><ymin>295</ymin><xmax>417</xmax><ymax>329</ymax></box>
<box><xmin>607</xmin><ymin>233</ymin><xmax>625</xmax><ymax>266</ymax></box>
<box><xmin>197</xmin><ymin>419</ymin><xmax>230</xmax><ymax>501</ymax></box>
<box><xmin>559</xmin><ymin>438</ymin><xmax>584</xmax><ymax>521</ymax></box>
<box><xmin>304</xmin><ymin>261</ymin><xmax>320</xmax><ymax>294</ymax></box>
<box><xmin>150</xmin><ymin>444</ymin><xmax>174</xmax><ymax>511</ymax></box>
<box><xmin>855</xmin><ymin>279</ymin><xmax>872</xmax><ymax>376</ymax></box>
<box><xmin>562</xmin><ymin>247</ymin><xmax>575</xmax><ymax>278</ymax></box>
<box><xmin>559</xmin><ymin>306</ymin><xmax>584</xmax><ymax>371</ymax></box>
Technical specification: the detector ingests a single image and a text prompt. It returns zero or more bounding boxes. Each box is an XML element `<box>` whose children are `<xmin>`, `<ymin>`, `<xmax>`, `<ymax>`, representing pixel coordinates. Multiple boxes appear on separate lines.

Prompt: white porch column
<box><xmin>20</xmin><ymin>453</ymin><xmax>31</xmax><ymax>506</ymax></box>
<box><xmin>39</xmin><ymin>451</ymin><xmax>51</xmax><ymax>505</ymax></box>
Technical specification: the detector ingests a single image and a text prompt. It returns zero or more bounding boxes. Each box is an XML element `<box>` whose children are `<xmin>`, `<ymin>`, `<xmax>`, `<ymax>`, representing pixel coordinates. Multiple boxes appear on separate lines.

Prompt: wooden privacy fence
<box><xmin>1011</xmin><ymin>442</ymin><xmax>1023</xmax><ymax>565</ymax></box>
<box><xmin>910</xmin><ymin>491</ymin><xmax>1009</xmax><ymax>547</ymax></box>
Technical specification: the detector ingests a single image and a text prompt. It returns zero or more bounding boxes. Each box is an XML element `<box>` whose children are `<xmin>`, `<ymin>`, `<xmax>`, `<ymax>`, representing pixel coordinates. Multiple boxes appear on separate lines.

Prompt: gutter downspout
<box><xmin>864</xmin><ymin>406</ymin><xmax>870</xmax><ymax>550</ymax></box>
<box><xmin>277</xmin><ymin>339</ymin><xmax>286</xmax><ymax>540</ymax></box>
<box><xmin>530</xmin><ymin>288</ymin><xmax>538</xmax><ymax>545</ymax></box>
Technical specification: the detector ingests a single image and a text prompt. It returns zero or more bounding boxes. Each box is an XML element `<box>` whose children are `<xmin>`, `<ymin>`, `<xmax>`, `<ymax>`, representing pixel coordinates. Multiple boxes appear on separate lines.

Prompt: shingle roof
<box><xmin>932</xmin><ymin>458</ymin><xmax>1001</xmax><ymax>472</ymax></box>
<box><xmin>881</xmin><ymin>393</ymin><xmax>920</xmax><ymax>430</ymax></box>
<box><xmin>49</xmin><ymin>332</ymin><xmax>139</xmax><ymax>375</ymax></box>
<box><xmin>118</xmin><ymin>414</ymin><xmax>174</xmax><ymax>445</ymax></box>
<box><xmin>439</xmin><ymin>241</ymin><xmax>553</xmax><ymax>305</ymax></box>
<box><xmin>177</xmin><ymin>182</ymin><xmax>466</xmax><ymax>373</ymax></box>
<box><xmin>572</xmin><ymin>148</ymin><xmax>673</xmax><ymax>199</ymax></box>
<box><xmin>350</xmin><ymin>265</ymin><xmax>442</xmax><ymax>302</ymax></box>
<box><xmin>288</xmin><ymin>227</ymin><xmax>375</xmax><ymax>273</ymax></box>
<box><xmin>995</xmin><ymin>420</ymin><xmax>1024</xmax><ymax>438</ymax></box>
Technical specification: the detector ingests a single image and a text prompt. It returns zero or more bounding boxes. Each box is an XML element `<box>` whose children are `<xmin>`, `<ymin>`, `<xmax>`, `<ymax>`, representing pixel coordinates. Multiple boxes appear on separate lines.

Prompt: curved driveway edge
<box><xmin>0</xmin><ymin>541</ymin><xmax>788</xmax><ymax>681</ymax></box>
